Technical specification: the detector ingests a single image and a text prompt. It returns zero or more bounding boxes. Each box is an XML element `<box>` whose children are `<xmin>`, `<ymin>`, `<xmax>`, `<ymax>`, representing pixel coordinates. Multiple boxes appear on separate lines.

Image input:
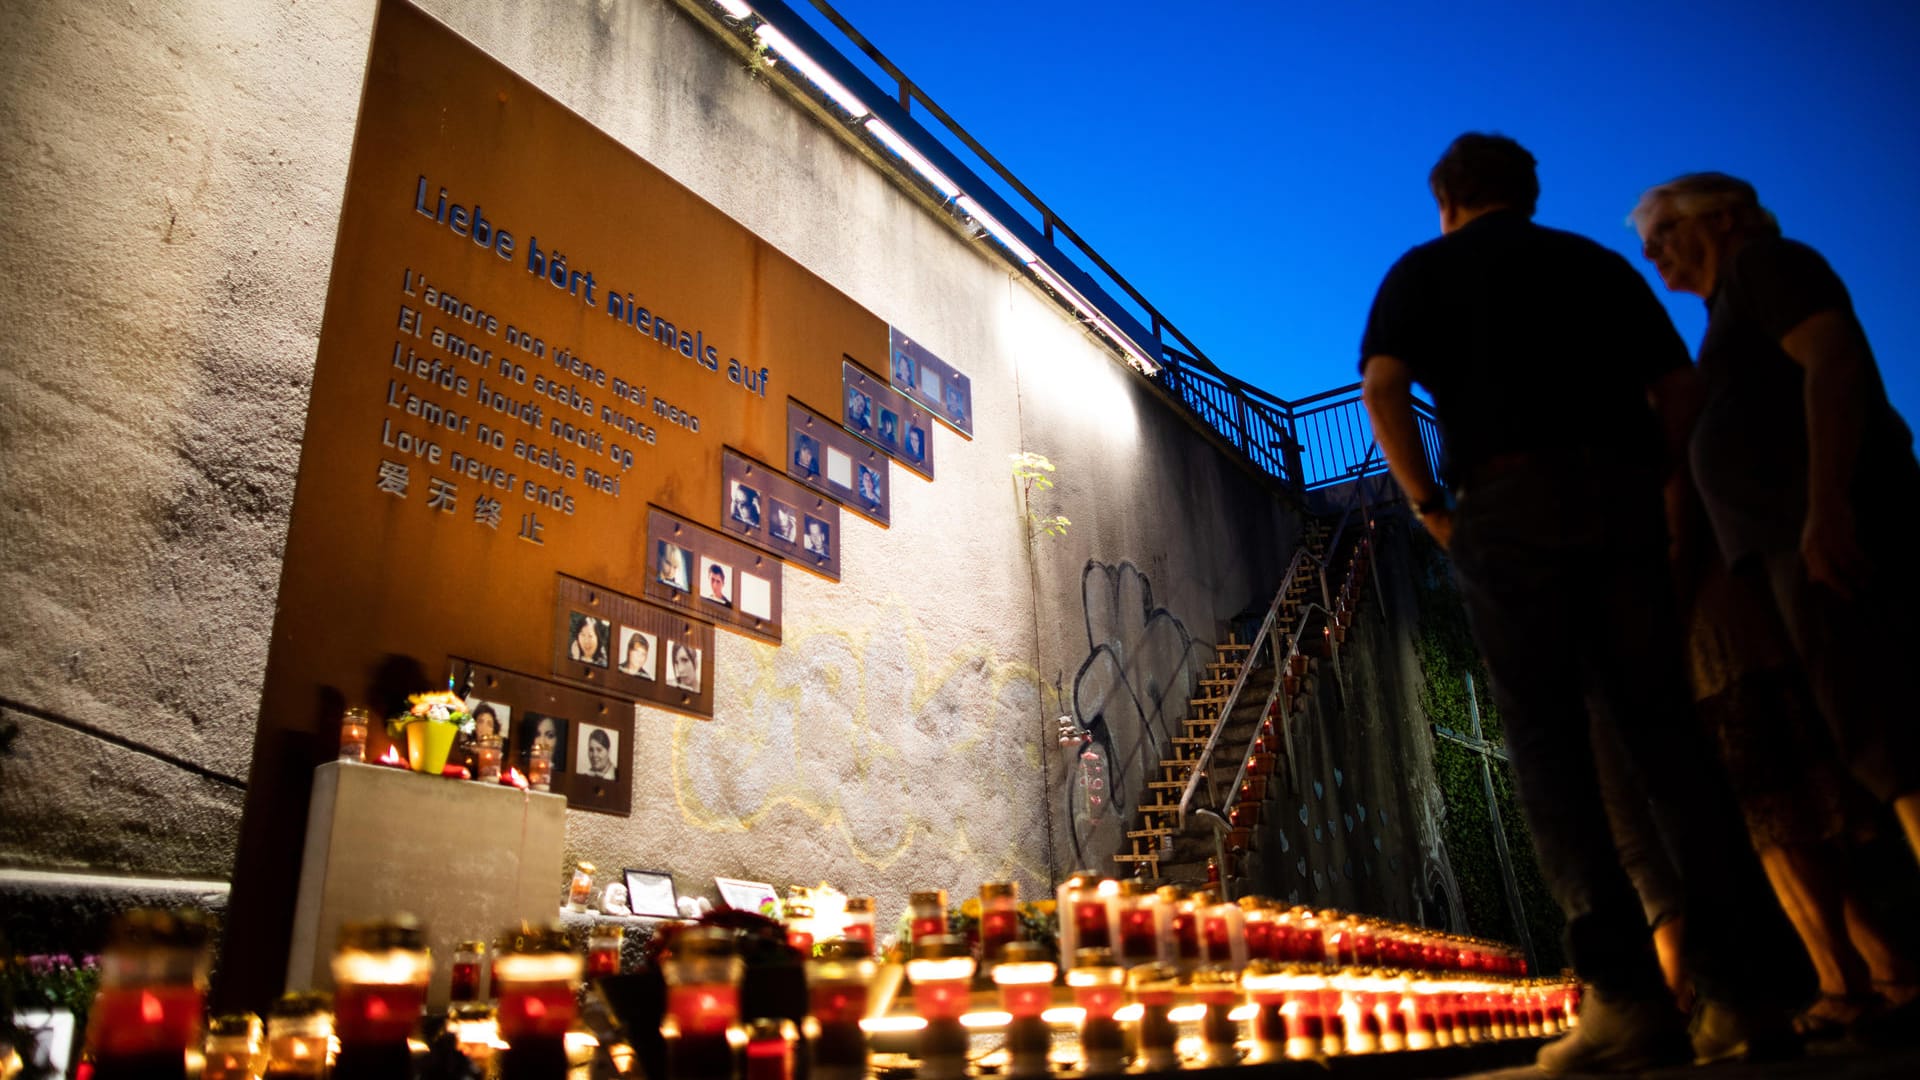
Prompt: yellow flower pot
<box><xmin>406</xmin><ymin>719</ymin><xmax>460</xmax><ymax>775</ymax></box>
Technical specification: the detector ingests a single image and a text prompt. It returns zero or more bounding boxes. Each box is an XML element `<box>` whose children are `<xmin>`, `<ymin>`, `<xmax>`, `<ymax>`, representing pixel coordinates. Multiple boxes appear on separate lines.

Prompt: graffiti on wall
<box><xmin>655</xmin><ymin>597</ymin><xmax>1050</xmax><ymax>887</ymax></box>
<box><xmin>1061</xmin><ymin>562</ymin><xmax>1207</xmax><ymax>868</ymax></box>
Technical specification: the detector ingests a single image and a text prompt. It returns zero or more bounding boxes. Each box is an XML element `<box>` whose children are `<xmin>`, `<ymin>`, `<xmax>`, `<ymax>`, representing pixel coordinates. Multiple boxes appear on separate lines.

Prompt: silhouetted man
<box><xmin>1361</xmin><ymin>133</ymin><xmax>1791</xmax><ymax>1073</ymax></box>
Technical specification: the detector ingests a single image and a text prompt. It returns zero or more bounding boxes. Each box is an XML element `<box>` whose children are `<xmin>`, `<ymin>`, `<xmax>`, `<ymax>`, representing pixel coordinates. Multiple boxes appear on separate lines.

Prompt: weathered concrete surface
<box><xmin>0</xmin><ymin>0</ymin><xmax>1310</xmax><ymax>952</ymax></box>
<box><xmin>0</xmin><ymin>706</ymin><xmax>245</xmax><ymax>879</ymax></box>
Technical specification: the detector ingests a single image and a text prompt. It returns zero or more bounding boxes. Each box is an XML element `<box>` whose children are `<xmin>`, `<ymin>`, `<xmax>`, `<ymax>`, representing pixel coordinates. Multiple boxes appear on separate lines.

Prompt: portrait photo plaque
<box><xmin>786</xmin><ymin>400</ymin><xmax>891</xmax><ymax>527</ymax></box>
<box><xmin>721</xmin><ymin>447</ymin><xmax>843</xmax><ymax>580</ymax></box>
<box><xmin>644</xmin><ymin>508</ymin><xmax>784</xmax><ymax>644</ymax></box>
<box><xmin>551</xmin><ymin>574</ymin><xmax>716</xmax><ymax>719</ymax></box>
<box><xmin>889</xmin><ymin>327</ymin><xmax>973</xmax><ymax>438</ymax></box>
<box><xmin>452</xmin><ymin>657</ymin><xmax>635</xmax><ymax>815</ymax></box>
<box><xmin>842</xmin><ymin>359</ymin><xmax>936</xmax><ymax>480</ymax></box>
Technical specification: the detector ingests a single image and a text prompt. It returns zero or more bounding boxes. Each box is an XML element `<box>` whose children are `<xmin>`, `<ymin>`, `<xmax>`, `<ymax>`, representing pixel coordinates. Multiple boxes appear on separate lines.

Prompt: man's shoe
<box><xmin>1690</xmin><ymin>1000</ymin><xmax>1801</xmax><ymax>1065</ymax></box>
<box><xmin>1536</xmin><ymin>990</ymin><xmax>1690</xmax><ymax>1076</ymax></box>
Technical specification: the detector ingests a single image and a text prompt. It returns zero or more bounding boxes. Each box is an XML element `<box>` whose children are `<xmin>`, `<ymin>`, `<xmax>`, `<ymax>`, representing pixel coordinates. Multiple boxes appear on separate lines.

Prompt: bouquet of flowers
<box><xmin>385</xmin><ymin>689</ymin><xmax>472</xmax><ymax>738</ymax></box>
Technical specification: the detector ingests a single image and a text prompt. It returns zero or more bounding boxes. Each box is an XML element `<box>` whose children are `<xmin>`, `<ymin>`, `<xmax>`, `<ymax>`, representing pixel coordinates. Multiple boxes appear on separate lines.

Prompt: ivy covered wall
<box><xmin>1409</xmin><ymin>536</ymin><xmax>1567</xmax><ymax>973</ymax></box>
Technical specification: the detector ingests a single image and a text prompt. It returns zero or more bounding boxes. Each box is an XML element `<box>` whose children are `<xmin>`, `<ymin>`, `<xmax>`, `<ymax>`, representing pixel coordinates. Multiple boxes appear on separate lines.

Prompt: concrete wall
<box><xmin>0</xmin><ymin>0</ymin><xmax>1295</xmax><ymax>933</ymax></box>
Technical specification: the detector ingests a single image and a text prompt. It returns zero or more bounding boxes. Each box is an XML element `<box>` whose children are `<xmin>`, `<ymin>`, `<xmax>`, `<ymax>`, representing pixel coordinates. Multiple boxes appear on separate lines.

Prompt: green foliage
<box><xmin>1011</xmin><ymin>452</ymin><xmax>1071</xmax><ymax>540</ymax></box>
<box><xmin>1411</xmin><ymin>531</ymin><xmax>1565</xmax><ymax>971</ymax></box>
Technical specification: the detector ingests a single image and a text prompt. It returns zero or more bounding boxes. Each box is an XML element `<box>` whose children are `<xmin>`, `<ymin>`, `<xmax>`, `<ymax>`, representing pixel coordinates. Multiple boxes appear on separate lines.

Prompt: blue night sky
<box><xmin>794</xmin><ymin>0</ymin><xmax>1920</xmax><ymax>424</ymax></box>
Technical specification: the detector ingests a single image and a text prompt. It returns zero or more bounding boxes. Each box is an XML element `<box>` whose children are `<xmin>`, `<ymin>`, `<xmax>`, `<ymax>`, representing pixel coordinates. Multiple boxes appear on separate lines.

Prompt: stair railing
<box><xmin>1201</xmin><ymin>489</ymin><xmax>1382</xmax><ymax>840</ymax></box>
<box><xmin>1176</xmin><ymin>546</ymin><xmax>1308</xmax><ymax>829</ymax></box>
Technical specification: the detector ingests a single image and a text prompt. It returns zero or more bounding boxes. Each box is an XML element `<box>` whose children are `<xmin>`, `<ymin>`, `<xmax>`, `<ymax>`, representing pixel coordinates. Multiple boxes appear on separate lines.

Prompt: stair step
<box><xmin>1171</xmin><ymin>736</ymin><xmax>1210</xmax><ymax>745</ymax></box>
<box><xmin>1215</xmin><ymin>642</ymin><xmax>1251</xmax><ymax>653</ymax></box>
<box><xmin>1147</xmin><ymin>780</ymin><xmax>1188</xmax><ymax>790</ymax></box>
<box><xmin>1112</xmin><ymin>853</ymin><xmax>1160</xmax><ymax>865</ymax></box>
<box><xmin>1198</xmin><ymin>678</ymin><xmax>1236</xmax><ymax>688</ymax></box>
<box><xmin>1127</xmin><ymin>828</ymin><xmax>1176</xmax><ymax>839</ymax></box>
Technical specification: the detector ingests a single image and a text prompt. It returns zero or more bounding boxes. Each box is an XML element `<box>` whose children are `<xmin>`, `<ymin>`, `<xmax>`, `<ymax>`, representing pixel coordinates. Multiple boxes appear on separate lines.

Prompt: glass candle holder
<box><xmin>1275</xmin><ymin>907</ymin><xmax>1326</xmax><ymax>965</ymax></box>
<box><xmin>992</xmin><ymin>941</ymin><xmax>1057</xmax><ymax>1080</ymax></box>
<box><xmin>1117</xmin><ymin>883</ymin><xmax>1168</xmax><ymax>966</ymax></box>
<box><xmin>1160</xmin><ymin>886</ymin><xmax>1201</xmax><ymax>972</ymax></box>
<box><xmin>331</xmin><ymin>916</ymin><xmax>430</xmax><ymax>1076</ymax></box>
<box><xmin>1332</xmin><ymin>969</ymin><xmax>1380</xmax><ymax>1055</ymax></box>
<box><xmin>451</xmin><ymin>940</ymin><xmax>486</xmax><ymax>1003</ymax></box>
<box><xmin>1192</xmin><ymin>963</ymin><xmax>1243</xmax><ymax>1068</ymax></box>
<box><xmin>905</xmin><ymin>935</ymin><xmax>975</xmax><ymax>1080</ymax></box>
<box><xmin>339</xmin><ymin>706</ymin><xmax>371</xmax><ymax>763</ymax></box>
<box><xmin>806</xmin><ymin>938</ymin><xmax>877</xmax><ymax>1080</ymax></box>
<box><xmin>474</xmin><ymin>735</ymin><xmax>503</xmax><ymax>783</ymax></box>
<box><xmin>744</xmin><ymin>1017</ymin><xmax>797</xmax><ymax>1080</ymax></box>
<box><xmin>528</xmin><ymin>741</ymin><xmax>554</xmax><ymax>792</ymax></box>
<box><xmin>1068</xmin><ymin>948</ymin><xmax>1127</xmax><ymax>1075</ymax></box>
<box><xmin>842</xmin><ymin>897</ymin><xmax>876</xmax><ymax>949</ymax></box>
<box><xmin>446</xmin><ymin>1002</ymin><xmax>499</xmax><ymax>1066</ymax></box>
<box><xmin>1059</xmin><ymin>876</ymin><xmax>1115</xmax><ymax>959</ymax></box>
<box><xmin>1242</xmin><ymin>961</ymin><xmax>1328</xmax><ymax>1063</ymax></box>
<box><xmin>1200</xmin><ymin>893</ymin><xmax>1247</xmax><ymax>968</ymax></box>
<box><xmin>83</xmin><ymin>907</ymin><xmax>214</xmax><ymax>1080</ymax></box>
<box><xmin>663</xmin><ymin>926</ymin><xmax>744</xmax><ymax>1080</ymax></box>
<box><xmin>494</xmin><ymin>922</ymin><xmax>582</xmax><ymax>1079</ymax></box>
<box><xmin>978</xmin><ymin>882</ymin><xmax>1020</xmax><ymax>963</ymax></box>
<box><xmin>588</xmin><ymin>924</ymin><xmax>624</xmax><ymax>980</ymax></box>
<box><xmin>907</xmin><ymin>889</ymin><xmax>948</xmax><ymax>945</ymax></box>
<box><xmin>202</xmin><ymin>1013</ymin><xmax>263</xmax><ymax>1080</ymax></box>
<box><xmin>263</xmin><ymin>992</ymin><xmax>332</xmax><ymax>1080</ymax></box>
<box><xmin>1127</xmin><ymin>961</ymin><xmax>1182</xmax><ymax>1072</ymax></box>
<box><xmin>784</xmin><ymin>901</ymin><xmax>816</xmax><ymax>954</ymax></box>
<box><xmin>568</xmin><ymin>862</ymin><xmax>596</xmax><ymax>911</ymax></box>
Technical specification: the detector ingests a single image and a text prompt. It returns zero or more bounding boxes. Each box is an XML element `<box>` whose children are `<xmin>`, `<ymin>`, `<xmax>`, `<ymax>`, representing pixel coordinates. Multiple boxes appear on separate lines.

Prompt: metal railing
<box><xmin>714</xmin><ymin>3</ymin><xmax>1444</xmax><ymax>494</ymax></box>
<box><xmin>1156</xmin><ymin>359</ymin><xmax>1445</xmax><ymax>492</ymax></box>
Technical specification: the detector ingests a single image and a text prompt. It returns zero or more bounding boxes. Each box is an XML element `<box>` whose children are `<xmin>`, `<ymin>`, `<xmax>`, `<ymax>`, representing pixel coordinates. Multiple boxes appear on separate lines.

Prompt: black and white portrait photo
<box><xmin>803</xmin><ymin>516</ymin><xmax>831</xmax><ymax>559</ymax></box>
<box><xmin>702</xmin><ymin>557</ymin><xmax>733</xmax><ymax>608</ymax></box>
<box><xmin>577</xmin><ymin>723</ymin><xmax>619</xmax><ymax>781</ymax></box>
<box><xmin>657</xmin><ymin>540</ymin><xmax>692</xmax><ymax>593</ymax></box>
<box><xmin>521</xmin><ymin>711</ymin><xmax>570</xmax><ymax>774</ymax></box>
<box><xmin>666</xmin><ymin>640</ymin><xmax>703</xmax><ymax>694</ymax></box>
<box><xmin>892</xmin><ymin>350</ymin><xmax>915</xmax><ymax>386</ymax></box>
<box><xmin>617</xmin><ymin>626</ymin><xmax>656</xmax><ymax>680</ymax></box>
<box><xmin>465</xmin><ymin>698</ymin><xmax>511</xmax><ymax>745</ymax></box>
<box><xmin>792</xmin><ymin>433</ymin><xmax>820</xmax><ymax>478</ymax></box>
<box><xmin>846</xmin><ymin>387</ymin><xmax>873</xmax><ymax>434</ymax></box>
<box><xmin>877</xmin><ymin>408</ymin><xmax>898</xmax><ymax>449</ymax></box>
<box><xmin>729</xmin><ymin>481</ymin><xmax>763</xmax><ymax>529</ymax></box>
<box><xmin>857</xmin><ymin>463</ymin><xmax>882</xmax><ymax>509</ymax></box>
<box><xmin>905</xmin><ymin>425</ymin><xmax>926</xmax><ymax>463</ymax></box>
<box><xmin>568</xmin><ymin>611</ymin><xmax>610</xmax><ymax>667</ymax></box>
<box><xmin>770</xmin><ymin>502</ymin><xmax>799</xmax><ymax>543</ymax></box>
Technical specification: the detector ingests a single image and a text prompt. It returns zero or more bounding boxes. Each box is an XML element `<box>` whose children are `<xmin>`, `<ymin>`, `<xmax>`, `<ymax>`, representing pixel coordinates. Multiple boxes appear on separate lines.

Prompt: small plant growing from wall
<box><xmin>1011</xmin><ymin>452</ymin><xmax>1070</xmax><ymax>539</ymax></box>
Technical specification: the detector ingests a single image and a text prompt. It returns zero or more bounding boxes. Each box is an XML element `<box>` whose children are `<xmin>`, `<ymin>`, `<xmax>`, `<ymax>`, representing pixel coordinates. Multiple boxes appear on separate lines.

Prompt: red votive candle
<box><xmin>83</xmin><ymin>908</ymin><xmax>213</xmax><ymax>1079</ymax></box>
<box><xmin>907</xmin><ymin>936</ymin><xmax>975</xmax><ymax>1080</ymax></box>
<box><xmin>994</xmin><ymin>941</ymin><xmax>1057</xmax><ymax>1079</ymax></box>
<box><xmin>331</xmin><ymin>916</ymin><xmax>430</xmax><ymax>1080</ymax></box>
<box><xmin>979</xmin><ymin>881</ymin><xmax>1020</xmax><ymax>962</ymax></box>
<box><xmin>908</xmin><ymin>889</ymin><xmax>949</xmax><ymax>945</ymax></box>
<box><xmin>1069</xmin><ymin>948</ymin><xmax>1126</xmax><ymax>1075</ymax></box>
<box><xmin>450</xmin><ymin>939</ymin><xmax>485</xmax><ymax>1002</ymax></box>
<box><xmin>842</xmin><ymin>897</ymin><xmax>876</xmax><ymax>949</ymax></box>
<box><xmin>1129</xmin><ymin>962</ymin><xmax>1182</xmax><ymax>1072</ymax></box>
<box><xmin>663</xmin><ymin>926</ymin><xmax>744</xmax><ymax>1080</ymax></box>
<box><xmin>1160</xmin><ymin>886</ymin><xmax>1201</xmax><ymax>968</ymax></box>
<box><xmin>588</xmin><ymin>924</ymin><xmax>624</xmax><ymax>980</ymax></box>
<box><xmin>744</xmin><ymin>1018</ymin><xmax>796</xmax><ymax>1080</ymax></box>
<box><xmin>1118</xmin><ymin>884</ymin><xmax>1165</xmax><ymax>964</ymax></box>
<box><xmin>807</xmin><ymin>938</ymin><xmax>877</xmax><ymax>1080</ymax></box>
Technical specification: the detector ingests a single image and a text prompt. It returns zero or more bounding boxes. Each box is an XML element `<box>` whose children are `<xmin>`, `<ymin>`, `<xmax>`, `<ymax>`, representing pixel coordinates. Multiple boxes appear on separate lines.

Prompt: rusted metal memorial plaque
<box><xmin>221</xmin><ymin>0</ymin><xmax>911</xmax><ymax>1006</ymax></box>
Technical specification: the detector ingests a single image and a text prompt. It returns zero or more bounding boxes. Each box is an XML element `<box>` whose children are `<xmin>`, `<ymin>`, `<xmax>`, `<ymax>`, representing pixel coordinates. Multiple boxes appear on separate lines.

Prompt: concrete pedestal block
<box><xmin>286</xmin><ymin>761</ymin><xmax>566</xmax><ymax>1005</ymax></box>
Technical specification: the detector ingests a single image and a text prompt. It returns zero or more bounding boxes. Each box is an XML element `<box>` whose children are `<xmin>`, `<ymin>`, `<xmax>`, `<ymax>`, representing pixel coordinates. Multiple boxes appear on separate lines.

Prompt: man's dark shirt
<box><xmin>1359</xmin><ymin>209</ymin><xmax>1690</xmax><ymax>487</ymax></box>
<box><xmin>1692</xmin><ymin>235</ymin><xmax>1913</xmax><ymax>563</ymax></box>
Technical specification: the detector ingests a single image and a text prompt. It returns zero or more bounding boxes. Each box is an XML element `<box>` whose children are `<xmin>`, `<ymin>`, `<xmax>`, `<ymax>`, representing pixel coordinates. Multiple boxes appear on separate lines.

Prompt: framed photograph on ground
<box><xmin>624</xmin><ymin>869</ymin><xmax>679</xmax><ymax>918</ymax></box>
<box><xmin>714</xmin><ymin>877</ymin><xmax>781</xmax><ymax>918</ymax></box>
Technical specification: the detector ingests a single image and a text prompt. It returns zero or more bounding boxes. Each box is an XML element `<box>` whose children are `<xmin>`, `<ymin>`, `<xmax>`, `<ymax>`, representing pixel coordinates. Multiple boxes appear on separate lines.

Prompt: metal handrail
<box><xmin>1176</xmin><ymin>546</ymin><xmax>1309</xmax><ymax>826</ymax></box>
<box><xmin>1178</xmin><ymin>483</ymin><xmax>1377</xmax><ymax>830</ymax></box>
